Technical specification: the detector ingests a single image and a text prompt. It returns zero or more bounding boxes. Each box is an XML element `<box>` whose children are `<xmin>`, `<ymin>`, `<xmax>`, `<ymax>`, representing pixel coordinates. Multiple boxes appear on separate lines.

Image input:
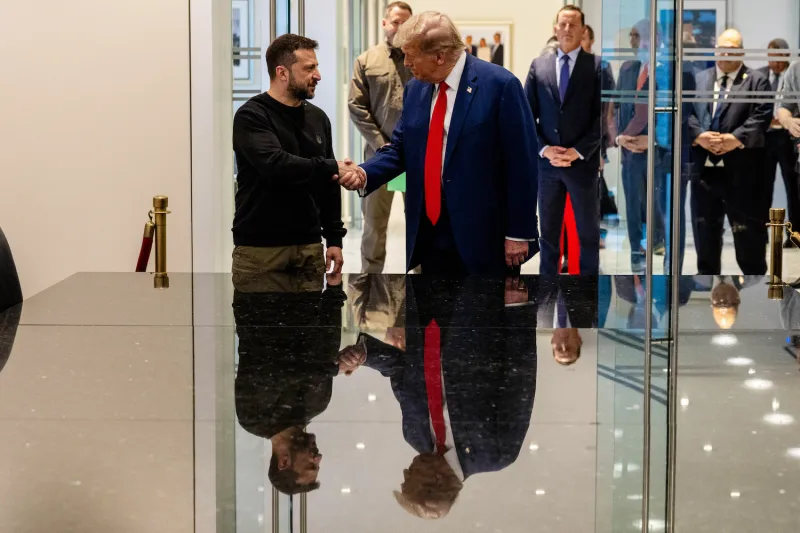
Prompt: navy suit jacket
<box><xmin>362</xmin><ymin>276</ymin><xmax>537</xmax><ymax>479</ymax></box>
<box><xmin>360</xmin><ymin>54</ymin><xmax>540</xmax><ymax>276</ymax></box>
<box><xmin>525</xmin><ymin>49</ymin><xmax>603</xmax><ymax>176</ymax></box>
<box><xmin>687</xmin><ymin>65</ymin><xmax>772</xmax><ymax>172</ymax></box>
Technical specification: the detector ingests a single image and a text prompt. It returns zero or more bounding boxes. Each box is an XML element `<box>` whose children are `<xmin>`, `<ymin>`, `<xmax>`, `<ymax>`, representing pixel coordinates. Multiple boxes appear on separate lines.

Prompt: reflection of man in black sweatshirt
<box><xmin>233</xmin><ymin>271</ymin><xmax>350</xmax><ymax>495</ymax></box>
<box><xmin>232</xmin><ymin>34</ymin><xmax>349</xmax><ymax>285</ymax></box>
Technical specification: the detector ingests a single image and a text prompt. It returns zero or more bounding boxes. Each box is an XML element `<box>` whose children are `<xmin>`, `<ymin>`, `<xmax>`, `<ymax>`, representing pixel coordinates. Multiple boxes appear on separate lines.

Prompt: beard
<box><xmin>290</xmin><ymin>430</ymin><xmax>319</xmax><ymax>457</ymax></box>
<box><xmin>288</xmin><ymin>72</ymin><xmax>316</xmax><ymax>101</ymax></box>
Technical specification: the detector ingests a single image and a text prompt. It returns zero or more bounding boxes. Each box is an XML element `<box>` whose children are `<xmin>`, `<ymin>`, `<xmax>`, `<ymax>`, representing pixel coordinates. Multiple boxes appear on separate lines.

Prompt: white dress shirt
<box><xmin>428</xmin><ymin>366</ymin><xmax>466</xmax><ymax>482</ymax></box>
<box><xmin>539</xmin><ymin>47</ymin><xmax>584</xmax><ymax>159</ymax></box>
<box><xmin>429</xmin><ymin>51</ymin><xmax>468</xmax><ymax>178</ymax></box>
<box><xmin>705</xmin><ymin>65</ymin><xmax>743</xmax><ymax>167</ymax></box>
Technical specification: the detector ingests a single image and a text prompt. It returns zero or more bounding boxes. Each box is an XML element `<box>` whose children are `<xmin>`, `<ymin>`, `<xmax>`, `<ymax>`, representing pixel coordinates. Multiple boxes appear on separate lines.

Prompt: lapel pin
<box><xmin>467</xmin><ymin>86</ymin><xmax>473</xmax><ymax>94</ymax></box>
<box><xmin>742</xmin><ymin>73</ymin><xmax>748</xmax><ymax>80</ymax></box>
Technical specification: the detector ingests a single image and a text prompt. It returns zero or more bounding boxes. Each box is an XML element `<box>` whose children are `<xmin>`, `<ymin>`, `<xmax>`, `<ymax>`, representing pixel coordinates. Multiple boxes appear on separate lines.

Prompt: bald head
<box><xmin>717</xmin><ymin>28</ymin><xmax>744</xmax><ymax>73</ymax></box>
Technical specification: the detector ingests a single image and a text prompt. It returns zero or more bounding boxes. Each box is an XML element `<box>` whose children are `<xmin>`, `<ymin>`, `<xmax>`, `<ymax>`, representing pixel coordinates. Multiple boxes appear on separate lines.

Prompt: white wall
<box><xmin>731</xmin><ymin>0</ymin><xmax>799</xmax><ymax>51</ymax></box>
<box><xmin>409</xmin><ymin>0</ymin><xmax>565</xmax><ymax>81</ymax></box>
<box><xmin>0</xmin><ymin>0</ymin><xmax>192</xmax><ymax>296</ymax></box>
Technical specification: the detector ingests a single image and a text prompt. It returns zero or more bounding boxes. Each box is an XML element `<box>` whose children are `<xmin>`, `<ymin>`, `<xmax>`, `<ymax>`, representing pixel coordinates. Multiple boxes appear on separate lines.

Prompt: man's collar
<box><xmin>716</xmin><ymin>64</ymin><xmax>743</xmax><ymax>81</ymax></box>
<box><xmin>443</xmin><ymin>51</ymin><xmax>468</xmax><ymax>89</ymax></box>
<box><xmin>557</xmin><ymin>46</ymin><xmax>581</xmax><ymax>61</ymax></box>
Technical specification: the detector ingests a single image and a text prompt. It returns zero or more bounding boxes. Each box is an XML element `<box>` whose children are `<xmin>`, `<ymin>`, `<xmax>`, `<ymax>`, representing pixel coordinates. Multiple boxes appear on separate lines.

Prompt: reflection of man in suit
<box><xmin>536</xmin><ymin>276</ymin><xmax>598</xmax><ymax>365</ymax></box>
<box><xmin>350</xmin><ymin>11</ymin><xmax>540</xmax><ymax>275</ymax></box>
<box><xmin>491</xmin><ymin>32</ymin><xmax>504</xmax><ymax>67</ymax></box>
<box><xmin>525</xmin><ymin>5</ymin><xmax>602</xmax><ymax>274</ymax></box>
<box><xmin>688</xmin><ymin>29</ymin><xmax>772</xmax><ymax>275</ymax></box>
<box><xmin>0</xmin><ymin>304</ymin><xmax>21</xmax><ymax>375</ymax></box>
<box><xmin>348</xmin><ymin>275</ymin><xmax>537</xmax><ymax>518</ymax></box>
<box><xmin>233</xmin><ymin>272</ymin><xmax>350</xmax><ymax>495</ymax></box>
<box><xmin>464</xmin><ymin>35</ymin><xmax>477</xmax><ymax>56</ymax></box>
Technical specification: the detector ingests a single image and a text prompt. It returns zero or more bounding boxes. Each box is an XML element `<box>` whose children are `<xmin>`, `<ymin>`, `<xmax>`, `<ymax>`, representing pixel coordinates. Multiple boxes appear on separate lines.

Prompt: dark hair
<box><xmin>768</xmin><ymin>38</ymin><xmax>790</xmax><ymax>50</ymax></box>
<box><xmin>385</xmin><ymin>1</ymin><xmax>412</xmax><ymax>18</ymax></box>
<box><xmin>585</xmin><ymin>24</ymin><xmax>595</xmax><ymax>41</ymax></box>
<box><xmin>266</xmin><ymin>34</ymin><xmax>319</xmax><ymax>80</ymax></box>
<box><xmin>557</xmin><ymin>4</ymin><xmax>586</xmax><ymax>26</ymax></box>
<box><xmin>269</xmin><ymin>453</ymin><xmax>321</xmax><ymax>495</ymax></box>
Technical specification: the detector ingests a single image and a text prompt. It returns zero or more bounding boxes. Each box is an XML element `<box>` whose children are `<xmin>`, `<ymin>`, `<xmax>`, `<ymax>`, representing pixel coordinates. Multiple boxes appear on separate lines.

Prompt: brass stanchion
<box><xmin>768</xmin><ymin>208</ymin><xmax>786</xmax><ymax>300</ymax></box>
<box><xmin>151</xmin><ymin>196</ymin><xmax>170</xmax><ymax>289</ymax></box>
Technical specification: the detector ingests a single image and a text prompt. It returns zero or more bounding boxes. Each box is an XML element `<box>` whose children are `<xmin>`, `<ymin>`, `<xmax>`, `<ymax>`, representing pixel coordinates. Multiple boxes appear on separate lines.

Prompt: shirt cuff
<box><xmin>358</xmin><ymin>169</ymin><xmax>368</xmax><ymax>197</ymax></box>
<box><xmin>505</xmin><ymin>236</ymin><xmax>537</xmax><ymax>242</ymax></box>
<box><xmin>539</xmin><ymin>145</ymin><xmax>549</xmax><ymax>158</ymax></box>
<box><xmin>574</xmin><ymin>149</ymin><xmax>584</xmax><ymax>160</ymax></box>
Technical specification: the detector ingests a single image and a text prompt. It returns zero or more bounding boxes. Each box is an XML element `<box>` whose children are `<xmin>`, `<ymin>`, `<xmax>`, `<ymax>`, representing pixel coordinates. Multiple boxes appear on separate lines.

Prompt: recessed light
<box><xmin>786</xmin><ymin>448</ymin><xmax>800</xmax><ymax>459</ymax></box>
<box><xmin>744</xmin><ymin>379</ymin><xmax>774</xmax><ymax>390</ymax></box>
<box><xmin>341</xmin><ymin>487</ymin><xmax>352</xmax><ymax>494</ymax></box>
<box><xmin>772</xmin><ymin>399</ymin><xmax>781</xmax><ymax>411</ymax></box>
<box><xmin>680</xmin><ymin>397</ymin><xmax>690</xmax><ymax>407</ymax></box>
<box><xmin>703</xmin><ymin>444</ymin><xmax>713</xmax><ymax>452</ymax></box>
<box><xmin>356</xmin><ymin>442</ymin><xmax>366</xmax><ymax>450</ymax></box>
<box><xmin>748</xmin><ymin>368</ymin><xmax>756</xmax><ymax>375</ymax></box>
<box><xmin>367</xmin><ymin>394</ymin><xmax>377</xmax><ymax>402</ymax></box>
<box><xmin>529</xmin><ymin>443</ymin><xmax>539</xmax><ymax>451</ymax></box>
<box><xmin>730</xmin><ymin>491</ymin><xmax>741</xmax><ymax>498</ymax></box>
<box><xmin>535</xmin><ymin>489</ymin><xmax>546</xmax><ymax>495</ymax></box>
<box><xmin>627</xmin><ymin>494</ymin><xmax>643</xmax><ymax>501</ymax></box>
<box><xmin>726</xmin><ymin>357</ymin><xmax>753</xmax><ymax>366</ymax></box>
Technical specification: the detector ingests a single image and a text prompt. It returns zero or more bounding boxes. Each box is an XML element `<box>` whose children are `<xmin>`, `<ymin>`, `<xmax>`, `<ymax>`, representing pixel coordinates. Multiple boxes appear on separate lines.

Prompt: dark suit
<box><xmin>466</xmin><ymin>44</ymin><xmax>477</xmax><ymax>56</ymax></box>
<box><xmin>233</xmin><ymin>276</ymin><xmax>347</xmax><ymax>439</ymax></box>
<box><xmin>361</xmin><ymin>54</ymin><xmax>540</xmax><ymax>276</ymax></box>
<box><xmin>688</xmin><ymin>65</ymin><xmax>772</xmax><ymax>275</ymax></box>
<box><xmin>362</xmin><ymin>275</ymin><xmax>537</xmax><ymax>480</ymax></box>
<box><xmin>536</xmin><ymin>276</ymin><xmax>599</xmax><ymax>328</ymax></box>
<box><xmin>525</xmin><ymin>49</ymin><xmax>603</xmax><ymax>275</ymax></box>
<box><xmin>757</xmin><ymin>65</ymin><xmax>800</xmax><ymax>232</ymax></box>
<box><xmin>0</xmin><ymin>227</ymin><xmax>22</xmax><ymax>313</ymax></box>
<box><xmin>491</xmin><ymin>43</ymin><xmax>505</xmax><ymax>67</ymax></box>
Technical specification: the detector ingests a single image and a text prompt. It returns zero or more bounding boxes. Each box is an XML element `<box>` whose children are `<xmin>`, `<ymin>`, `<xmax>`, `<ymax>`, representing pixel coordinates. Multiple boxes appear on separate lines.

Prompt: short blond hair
<box><xmin>394</xmin><ymin>11</ymin><xmax>463</xmax><ymax>58</ymax></box>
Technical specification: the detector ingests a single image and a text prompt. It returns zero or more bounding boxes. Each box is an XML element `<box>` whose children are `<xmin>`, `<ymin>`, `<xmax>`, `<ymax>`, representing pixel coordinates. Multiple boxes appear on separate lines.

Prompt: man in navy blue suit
<box><xmin>524</xmin><ymin>5</ymin><xmax>602</xmax><ymax>275</ymax></box>
<box><xmin>335</xmin><ymin>11</ymin><xmax>540</xmax><ymax>276</ymax></box>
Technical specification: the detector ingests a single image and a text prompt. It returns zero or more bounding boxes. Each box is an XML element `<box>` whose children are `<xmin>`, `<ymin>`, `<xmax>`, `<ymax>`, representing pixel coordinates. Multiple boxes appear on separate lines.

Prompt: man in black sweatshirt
<box><xmin>232</xmin><ymin>34</ymin><xmax>359</xmax><ymax>286</ymax></box>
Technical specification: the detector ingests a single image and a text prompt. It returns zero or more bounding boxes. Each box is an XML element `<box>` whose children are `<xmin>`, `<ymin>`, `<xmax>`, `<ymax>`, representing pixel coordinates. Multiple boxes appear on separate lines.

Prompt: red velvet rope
<box><xmin>136</xmin><ymin>235</ymin><xmax>153</xmax><ymax>272</ymax></box>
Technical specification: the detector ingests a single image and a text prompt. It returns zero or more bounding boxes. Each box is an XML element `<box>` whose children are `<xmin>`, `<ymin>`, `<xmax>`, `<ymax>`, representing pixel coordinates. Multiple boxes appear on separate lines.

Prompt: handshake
<box><xmin>333</xmin><ymin>159</ymin><xmax>366</xmax><ymax>191</ymax></box>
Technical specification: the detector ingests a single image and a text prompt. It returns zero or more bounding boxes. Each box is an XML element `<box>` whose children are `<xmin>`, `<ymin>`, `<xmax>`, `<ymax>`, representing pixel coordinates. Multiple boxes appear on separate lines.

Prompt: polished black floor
<box><xmin>1</xmin><ymin>272</ymin><xmax>798</xmax><ymax>532</ymax></box>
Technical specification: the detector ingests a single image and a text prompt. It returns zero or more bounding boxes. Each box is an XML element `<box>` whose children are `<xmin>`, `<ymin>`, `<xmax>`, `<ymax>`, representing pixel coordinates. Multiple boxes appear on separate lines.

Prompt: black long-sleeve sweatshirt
<box><xmin>232</xmin><ymin>92</ymin><xmax>346</xmax><ymax>249</ymax></box>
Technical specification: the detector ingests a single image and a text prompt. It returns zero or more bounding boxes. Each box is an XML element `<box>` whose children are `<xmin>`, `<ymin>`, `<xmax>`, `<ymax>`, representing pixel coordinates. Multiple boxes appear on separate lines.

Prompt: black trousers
<box><xmin>763</xmin><ymin>130</ymin><xmax>800</xmax><ymax>228</ymax></box>
<box><xmin>691</xmin><ymin>163</ymin><xmax>767</xmax><ymax>275</ymax></box>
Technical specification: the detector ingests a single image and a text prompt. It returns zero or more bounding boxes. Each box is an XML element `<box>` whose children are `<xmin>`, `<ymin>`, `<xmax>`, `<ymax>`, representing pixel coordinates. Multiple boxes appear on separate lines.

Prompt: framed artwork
<box><xmin>455</xmin><ymin>21</ymin><xmax>513</xmax><ymax>71</ymax></box>
<box><xmin>232</xmin><ymin>0</ymin><xmax>252</xmax><ymax>81</ymax></box>
<box><xmin>657</xmin><ymin>0</ymin><xmax>727</xmax><ymax>48</ymax></box>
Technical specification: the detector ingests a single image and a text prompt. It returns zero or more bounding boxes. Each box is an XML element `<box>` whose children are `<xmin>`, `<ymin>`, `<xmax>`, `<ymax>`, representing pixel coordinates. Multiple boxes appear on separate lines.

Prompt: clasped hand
<box><xmin>695</xmin><ymin>131</ymin><xmax>742</xmax><ymax>155</ymax></box>
<box><xmin>333</xmin><ymin>158</ymin><xmax>366</xmax><ymax>191</ymax></box>
<box><xmin>543</xmin><ymin>146</ymin><xmax>580</xmax><ymax>167</ymax></box>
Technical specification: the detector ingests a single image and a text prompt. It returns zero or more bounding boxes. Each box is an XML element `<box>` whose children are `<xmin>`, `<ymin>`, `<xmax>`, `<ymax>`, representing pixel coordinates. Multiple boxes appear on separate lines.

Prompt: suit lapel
<box><xmin>546</xmin><ymin>53</ymin><xmax>561</xmax><ymax>107</ymax></box>
<box><xmin>562</xmin><ymin>50</ymin><xmax>589</xmax><ymax>106</ymax></box>
<box><xmin>444</xmin><ymin>56</ymin><xmax>478</xmax><ymax>171</ymax></box>
<box><xmin>418</xmin><ymin>82</ymin><xmax>435</xmax><ymax>172</ymax></box>
<box><xmin>717</xmin><ymin>65</ymin><xmax>748</xmax><ymax>121</ymax></box>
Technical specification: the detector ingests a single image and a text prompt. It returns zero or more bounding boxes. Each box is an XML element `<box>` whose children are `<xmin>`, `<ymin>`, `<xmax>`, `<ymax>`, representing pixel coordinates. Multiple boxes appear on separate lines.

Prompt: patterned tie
<box><xmin>424</xmin><ymin>319</ymin><xmax>447</xmax><ymax>455</ymax></box>
<box><xmin>424</xmin><ymin>82</ymin><xmax>449</xmax><ymax>226</ymax></box>
<box><xmin>559</xmin><ymin>54</ymin><xmax>570</xmax><ymax>103</ymax></box>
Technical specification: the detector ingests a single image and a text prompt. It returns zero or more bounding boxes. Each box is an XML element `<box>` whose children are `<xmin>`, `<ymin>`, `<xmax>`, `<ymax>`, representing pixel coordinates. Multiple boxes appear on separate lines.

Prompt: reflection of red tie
<box><xmin>423</xmin><ymin>319</ymin><xmax>447</xmax><ymax>454</ymax></box>
<box><xmin>424</xmin><ymin>82</ymin><xmax>449</xmax><ymax>226</ymax></box>
<box><xmin>636</xmin><ymin>64</ymin><xmax>649</xmax><ymax>91</ymax></box>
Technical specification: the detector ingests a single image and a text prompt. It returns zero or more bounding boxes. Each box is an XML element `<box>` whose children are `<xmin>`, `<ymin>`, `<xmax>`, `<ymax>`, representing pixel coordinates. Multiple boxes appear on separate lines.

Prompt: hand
<box><xmin>543</xmin><ymin>146</ymin><xmax>570</xmax><ymax>167</ymax></box>
<box><xmin>333</xmin><ymin>159</ymin><xmax>366</xmax><ymax>190</ymax></box>
<box><xmin>385</xmin><ymin>327</ymin><xmax>406</xmax><ymax>351</ymax></box>
<box><xmin>504</xmin><ymin>276</ymin><xmax>529</xmax><ymax>306</ymax></box>
<box><xmin>505</xmin><ymin>239</ymin><xmax>529</xmax><ymax>268</ymax></box>
<box><xmin>337</xmin><ymin>343</ymin><xmax>367</xmax><ymax>376</ymax></box>
<box><xmin>716</xmin><ymin>133</ymin><xmax>743</xmax><ymax>155</ymax></box>
<box><xmin>628</xmin><ymin>135</ymin><xmax>649</xmax><ymax>153</ymax></box>
<box><xmin>326</xmin><ymin>246</ymin><xmax>344</xmax><ymax>274</ymax></box>
<box><xmin>326</xmin><ymin>271</ymin><xmax>342</xmax><ymax>287</ymax></box>
<box><xmin>786</xmin><ymin>118</ymin><xmax>800</xmax><ymax>138</ymax></box>
<box><xmin>694</xmin><ymin>131</ymin><xmax>722</xmax><ymax>153</ymax></box>
<box><xmin>551</xmin><ymin>148</ymin><xmax>581</xmax><ymax>167</ymax></box>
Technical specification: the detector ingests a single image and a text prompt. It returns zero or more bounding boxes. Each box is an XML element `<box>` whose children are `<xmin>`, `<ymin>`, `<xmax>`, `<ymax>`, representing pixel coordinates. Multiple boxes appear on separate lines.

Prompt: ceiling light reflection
<box><xmin>726</xmin><ymin>357</ymin><xmax>753</xmax><ymax>366</ymax></box>
<box><xmin>787</xmin><ymin>448</ymin><xmax>800</xmax><ymax>459</ymax></box>
<box><xmin>680</xmin><ymin>397</ymin><xmax>690</xmax><ymax>408</ymax></box>
<box><xmin>529</xmin><ymin>443</ymin><xmax>539</xmax><ymax>451</ymax></box>
<box><xmin>535</xmin><ymin>489</ymin><xmax>546</xmax><ymax>495</ymax></box>
<box><xmin>703</xmin><ymin>444</ymin><xmax>713</xmax><ymax>452</ymax></box>
<box><xmin>341</xmin><ymin>487</ymin><xmax>352</xmax><ymax>494</ymax></box>
<box><xmin>367</xmin><ymin>394</ymin><xmax>377</xmax><ymax>402</ymax></box>
<box><xmin>744</xmin><ymin>379</ymin><xmax>774</xmax><ymax>390</ymax></box>
<box><xmin>712</xmin><ymin>334</ymin><xmax>738</xmax><ymax>347</ymax></box>
<box><xmin>763</xmin><ymin>413</ymin><xmax>795</xmax><ymax>426</ymax></box>
<box><xmin>730</xmin><ymin>491</ymin><xmax>741</xmax><ymax>498</ymax></box>
<box><xmin>356</xmin><ymin>442</ymin><xmax>366</xmax><ymax>450</ymax></box>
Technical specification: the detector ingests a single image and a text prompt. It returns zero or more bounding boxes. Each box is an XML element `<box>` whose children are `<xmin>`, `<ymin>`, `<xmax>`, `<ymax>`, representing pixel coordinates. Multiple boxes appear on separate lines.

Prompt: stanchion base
<box><xmin>154</xmin><ymin>274</ymin><xmax>170</xmax><ymax>289</ymax></box>
<box><xmin>768</xmin><ymin>284</ymin><xmax>784</xmax><ymax>301</ymax></box>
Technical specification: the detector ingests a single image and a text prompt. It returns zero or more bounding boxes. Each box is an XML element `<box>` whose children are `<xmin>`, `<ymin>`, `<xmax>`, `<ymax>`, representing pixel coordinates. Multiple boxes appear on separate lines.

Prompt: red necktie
<box><xmin>636</xmin><ymin>64</ymin><xmax>649</xmax><ymax>91</ymax></box>
<box><xmin>424</xmin><ymin>82</ymin><xmax>449</xmax><ymax>226</ymax></box>
<box><xmin>423</xmin><ymin>319</ymin><xmax>447</xmax><ymax>454</ymax></box>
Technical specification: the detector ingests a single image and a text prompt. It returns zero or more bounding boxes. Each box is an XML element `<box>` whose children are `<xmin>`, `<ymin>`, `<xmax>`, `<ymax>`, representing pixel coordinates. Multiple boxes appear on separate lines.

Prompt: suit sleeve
<box><xmin>348</xmin><ymin>55</ymin><xmax>388</xmax><ymax>153</ymax></box>
<box><xmin>232</xmin><ymin>107</ymin><xmax>338</xmax><ymax>186</ymax></box>
<box><xmin>524</xmin><ymin>59</ymin><xmax>549</xmax><ymax>151</ymax></box>
<box><xmin>318</xmin><ymin>117</ymin><xmax>347</xmax><ymax>248</ymax></box>
<box><xmin>687</xmin><ymin>72</ymin><xmax>707</xmax><ymax>142</ymax></box>
<box><xmin>778</xmin><ymin>62</ymin><xmax>800</xmax><ymax>116</ymax></box>
<box><xmin>572</xmin><ymin>61</ymin><xmax>603</xmax><ymax>159</ymax></box>
<box><xmin>731</xmin><ymin>75</ymin><xmax>773</xmax><ymax>148</ymax></box>
<box><xmin>501</xmin><ymin>76</ymin><xmax>540</xmax><ymax>241</ymax></box>
<box><xmin>359</xmin><ymin>84</ymin><xmax>409</xmax><ymax>196</ymax></box>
